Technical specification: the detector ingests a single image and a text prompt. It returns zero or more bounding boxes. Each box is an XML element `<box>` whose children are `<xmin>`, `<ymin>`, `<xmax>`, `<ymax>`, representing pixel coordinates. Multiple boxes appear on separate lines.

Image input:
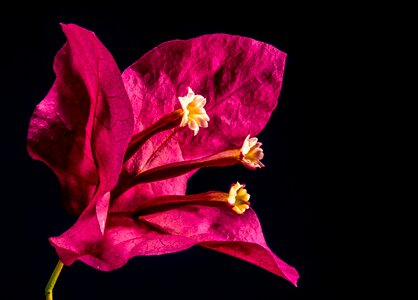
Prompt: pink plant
<box><xmin>28</xmin><ymin>24</ymin><xmax>299</xmax><ymax>299</ymax></box>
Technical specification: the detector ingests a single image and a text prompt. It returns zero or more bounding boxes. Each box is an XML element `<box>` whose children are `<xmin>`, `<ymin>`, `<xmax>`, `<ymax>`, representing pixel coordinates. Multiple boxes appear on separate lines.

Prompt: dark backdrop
<box><xmin>1</xmin><ymin>2</ymin><xmax>336</xmax><ymax>299</ymax></box>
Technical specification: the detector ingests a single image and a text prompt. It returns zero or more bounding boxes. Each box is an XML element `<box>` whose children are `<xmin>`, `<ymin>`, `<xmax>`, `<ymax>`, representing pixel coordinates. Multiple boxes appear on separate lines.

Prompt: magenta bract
<box><xmin>27</xmin><ymin>24</ymin><xmax>134</xmax><ymax>216</ymax></box>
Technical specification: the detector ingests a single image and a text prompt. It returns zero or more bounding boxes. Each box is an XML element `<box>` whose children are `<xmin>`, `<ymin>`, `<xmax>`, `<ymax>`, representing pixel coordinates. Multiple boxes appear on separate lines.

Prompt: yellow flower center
<box><xmin>240</xmin><ymin>135</ymin><xmax>265</xmax><ymax>169</ymax></box>
<box><xmin>227</xmin><ymin>182</ymin><xmax>251</xmax><ymax>214</ymax></box>
<box><xmin>178</xmin><ymin>87</ymin><xmax>210</xmax><ymax>136</ymax></box>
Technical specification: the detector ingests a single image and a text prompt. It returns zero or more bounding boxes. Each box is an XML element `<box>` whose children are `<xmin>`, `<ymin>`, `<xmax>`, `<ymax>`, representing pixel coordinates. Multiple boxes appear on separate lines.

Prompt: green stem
<box><xmin>45</xmin><ymin>260</ymin><xmax>64</xmax><ymax>300</ymax></box>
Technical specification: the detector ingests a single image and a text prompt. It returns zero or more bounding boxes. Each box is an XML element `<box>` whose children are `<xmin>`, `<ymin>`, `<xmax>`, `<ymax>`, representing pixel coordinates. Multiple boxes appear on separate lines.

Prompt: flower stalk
<box><xmin>45</xmin><ymin>260</ymin><xmax>64</xmax><ymax>300</ymax></box>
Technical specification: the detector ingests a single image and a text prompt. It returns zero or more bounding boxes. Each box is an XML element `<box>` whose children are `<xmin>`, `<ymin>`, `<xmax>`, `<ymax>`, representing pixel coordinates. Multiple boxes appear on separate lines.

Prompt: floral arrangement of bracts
<box><xmin>27</xmin><ymin>24</ymin><xmax>299</xmax><ymax>299</ymax></box>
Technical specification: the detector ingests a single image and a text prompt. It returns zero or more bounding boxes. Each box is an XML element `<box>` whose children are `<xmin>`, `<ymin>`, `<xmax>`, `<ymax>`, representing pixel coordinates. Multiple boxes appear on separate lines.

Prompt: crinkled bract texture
<box><xmin>27</xmin><ymin>24</ymin><xmax>134</xmax><ymax>216</ymax></box>
<box><xmin>118</xmin><ymin>32</ymin><xmax>285</xmax><ymax>212</ymax></box>
<box><xmin>50</xmin><ymin>205</ymin><xmax>298</xmax><ymax>286</ymax></box>
<box><xmin>28</xmin><ymin>23</ymin><xmax>298</xmax><ymax>286</ymax></box>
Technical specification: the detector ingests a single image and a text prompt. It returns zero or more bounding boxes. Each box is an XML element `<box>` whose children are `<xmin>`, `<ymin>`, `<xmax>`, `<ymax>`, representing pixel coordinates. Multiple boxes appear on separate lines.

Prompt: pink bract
<box><xmin>27</xmin><ymin>24</ymin><xmax>298</xmax><ymax>286</ymax></box>
<box><xmin>27</xmin><ymin>24</ymin><xmax>134</xmax><ymax>216</ymax></box>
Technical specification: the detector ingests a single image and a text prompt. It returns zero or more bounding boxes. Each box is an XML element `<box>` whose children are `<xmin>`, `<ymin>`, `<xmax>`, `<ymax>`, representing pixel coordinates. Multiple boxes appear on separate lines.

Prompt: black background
<box><xmin>1</xmin><ymin>2</ymin><xmax>339</xmax><ymax>299</ymax></box>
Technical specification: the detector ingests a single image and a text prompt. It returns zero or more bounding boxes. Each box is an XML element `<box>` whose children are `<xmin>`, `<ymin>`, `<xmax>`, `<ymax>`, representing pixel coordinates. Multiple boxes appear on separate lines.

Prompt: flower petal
<box><xmin>27</xmin><ymin>24</ymin><xmax>134</xmax><ymax>215</ymax></box>
<box><xmin>140</xmin><ymin>206</ymin><xmax>299</xmax><ymax>285</ymax></box>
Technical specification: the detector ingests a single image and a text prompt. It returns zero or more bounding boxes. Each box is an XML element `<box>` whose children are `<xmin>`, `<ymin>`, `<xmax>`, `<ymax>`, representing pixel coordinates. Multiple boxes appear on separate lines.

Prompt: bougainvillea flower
<box><xmin>28</xmin><ymin>24</ymin><xmax>299</xmax><ymax>286</ymax></box>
